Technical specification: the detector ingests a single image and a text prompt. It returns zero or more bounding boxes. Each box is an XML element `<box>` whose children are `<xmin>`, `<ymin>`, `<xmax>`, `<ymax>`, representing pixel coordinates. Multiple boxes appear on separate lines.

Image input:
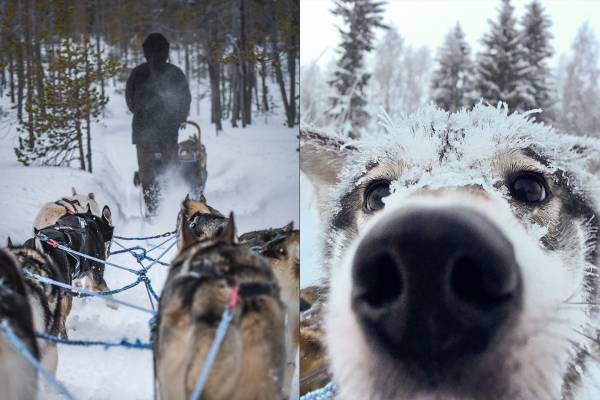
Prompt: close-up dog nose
<box><xmin>351</xmin><ymin>206</ymin><xmax>522</xmax><ymax>373</ymax></box>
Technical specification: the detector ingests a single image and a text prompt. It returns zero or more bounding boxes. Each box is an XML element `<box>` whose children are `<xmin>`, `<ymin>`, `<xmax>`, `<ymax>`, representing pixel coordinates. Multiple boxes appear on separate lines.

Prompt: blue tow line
<box><xmin>35</xmin><ymin>332</ymin><xmax>152</xmax><ymax>350</ymax></box>
<box><xmin>189</xmin><ymin>287</ymin><xmax>239</xmax><ymax>400</ymax></box>
<box><xmin>0</xmin><ymin>321</ymin><xmax>78</xmax><ymax>400</ymax></box>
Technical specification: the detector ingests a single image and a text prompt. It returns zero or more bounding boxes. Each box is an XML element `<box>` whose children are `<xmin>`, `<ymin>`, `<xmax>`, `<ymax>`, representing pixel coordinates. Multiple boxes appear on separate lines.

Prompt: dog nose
<box><xmin>351</xmin><ymin>207</ymin><xmax>522</xmax><ymax>372</ymax></box>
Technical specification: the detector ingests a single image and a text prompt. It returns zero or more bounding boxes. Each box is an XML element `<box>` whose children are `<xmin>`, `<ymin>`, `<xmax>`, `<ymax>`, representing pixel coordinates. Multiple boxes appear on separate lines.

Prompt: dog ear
<box><xmin>72</xmin><ymin>187</ymin><xmax>77</xmax><ymax>196</ymax></box>
<box><xmin>178</xmin><ymin>210</ymin><xmax>198</xmax><ymax>252</ymax></box>
<box><xmin>88</xmin><ymin>192</ymin><xmax>95</xmax><ymax>200</ymax></box>
<box><xmin>200</xmin><ymin>194</ymin><xmax>207</xmax><ymax>204</ymax></box>
<box><xmin>301</xmin><ymin>129</ymin><xmax>355</xmax><ymax>206</ymax></box>
<box><xmin>6</xmin><ymin>237</ymin><xmax>13</xmax><ymax>248</ymax></box>
<box><xmin>220</xmin><ymin>212</ymin><xmax>237</xmax><ymax>243</ymax></box>
<box><xmin>102</xmin><ymin>206</ymin><xmax>112</xmax><ymax>225</ymax></box>
<box><xmin>283</xmin><ymin>221</ymin><xmax>294</xmax><ymax>233</ymax></box>
<box><xmin>86</xmin><ymin>204</ymin><xmax>92</xmax><ymax>215</ymax></box>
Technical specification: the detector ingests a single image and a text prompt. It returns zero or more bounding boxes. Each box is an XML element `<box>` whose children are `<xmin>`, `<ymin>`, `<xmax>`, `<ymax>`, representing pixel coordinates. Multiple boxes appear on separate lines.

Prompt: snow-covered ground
<box><xmin>0</xmin><ymin>80</ymin><xmax>298</xmax><ymax>399</ymax></box>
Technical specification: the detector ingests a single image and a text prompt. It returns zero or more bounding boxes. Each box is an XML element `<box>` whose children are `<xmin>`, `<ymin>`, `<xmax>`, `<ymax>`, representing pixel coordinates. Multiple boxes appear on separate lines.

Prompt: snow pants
<box><xmin>136</xmin><ymin>142</ymin><xmax>178</xmax><ymax>214</ymax></box>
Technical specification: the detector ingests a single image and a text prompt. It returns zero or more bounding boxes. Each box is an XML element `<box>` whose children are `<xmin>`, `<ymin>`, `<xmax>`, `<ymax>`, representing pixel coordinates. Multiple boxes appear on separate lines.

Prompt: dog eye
<box><xmin>364</xmin><ymin>180</ymin><xmax>391</xmax><ymax>212</ymax></box>
<box><xmin>509</xmin><ymin>172</ymin><xmax>549</xmax><ymax>204</ymax></box>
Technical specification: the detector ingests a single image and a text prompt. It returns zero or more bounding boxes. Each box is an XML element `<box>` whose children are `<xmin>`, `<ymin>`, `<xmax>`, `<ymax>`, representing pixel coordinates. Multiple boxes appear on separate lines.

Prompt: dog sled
<box><xmin>134</xmin><ymin>120</ymin><xmax>207</xmax><ymax>216</ymax></box>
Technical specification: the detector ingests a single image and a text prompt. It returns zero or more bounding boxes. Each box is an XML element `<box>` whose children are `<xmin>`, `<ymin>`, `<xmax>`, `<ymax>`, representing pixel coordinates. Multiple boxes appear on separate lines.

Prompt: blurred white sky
<box><xmin>301</xmin><ymin>0</ymin><xmax>600</xmax><ymax>68</ymax></box>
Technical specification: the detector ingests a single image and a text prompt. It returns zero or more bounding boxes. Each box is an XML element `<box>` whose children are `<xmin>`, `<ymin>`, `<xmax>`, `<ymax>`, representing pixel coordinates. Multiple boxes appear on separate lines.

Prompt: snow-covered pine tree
<box><xmin>431</xmin><ymin>22</ymin><xmax>476</xmax><ymax>113</ymax></box>
<box><xmin>328</xmin><ymin>0</ymin><xmax>387</xmax><ymax>138</ymax></box>
<box><xmin>476</xmin><ymin>0</ymin><xmax>533</xmax><ymax>112</ymax></box>
<box><xmin>369</xmin><ymin>26</ymin><xmax>432</xmax><ymax>119</ymax></box>
<box><xmin>559</xmin><ymin>23</ymin><xmax>600</xmax><ymax>136</ymax></box>
<box><xmin>15</xmin><ymin>37</ymin><xmax>122</xmax><ymax>171</ymax></box>
<box><xmin>520</xmin><ymin>0</ymin><xmax>554</xmax><ymax>121</ymax></box>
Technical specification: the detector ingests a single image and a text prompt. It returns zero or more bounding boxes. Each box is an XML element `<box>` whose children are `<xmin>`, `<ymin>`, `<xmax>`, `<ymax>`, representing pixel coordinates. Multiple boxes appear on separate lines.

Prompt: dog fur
<box><xmin>5</xmin><ymin>238</ymin><xmax>68</xmax><ymax>375</ymax></box>
<box><xmin>177</xmin><ymin>194</ymin><xmax>229</xmax><ymax>251</ymax></box>
<box><xmin>239</xmin><ymin>223</ymin><xmax>300</xmax><ymax>398</ymax></box>
<box><xmin>155</xmin><ymin>212</ymin><xmax>286</xmax><ymax>400</ymax></box>
<box><xmin>0</xmin><ymin>248</ymin><xmax>39</xmax><ymax>400</ymax></box>
<box><xmin>33</xmin><ymin>187</ymin><xmax>100</xmax><ymax>231</ymax></box>
<box><xmin>301</xmin><ymin>104</ymin><xmax>600</xmax><ymax>400</ymax></box>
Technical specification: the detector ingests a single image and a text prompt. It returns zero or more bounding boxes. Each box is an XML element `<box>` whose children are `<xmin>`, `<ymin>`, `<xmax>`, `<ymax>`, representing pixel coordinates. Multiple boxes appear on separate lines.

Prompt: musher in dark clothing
<box><xmin>126</xmin><ymin>33</ymin><xmax>191</xmax><ymax>215</ymax></box>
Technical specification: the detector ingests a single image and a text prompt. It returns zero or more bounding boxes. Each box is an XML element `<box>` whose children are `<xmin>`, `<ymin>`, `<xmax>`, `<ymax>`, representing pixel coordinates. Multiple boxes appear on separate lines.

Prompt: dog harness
<box><xmin>54</xmin><ymin>198</ymin><xmax>82</xmax><ymax>214</ymax></box>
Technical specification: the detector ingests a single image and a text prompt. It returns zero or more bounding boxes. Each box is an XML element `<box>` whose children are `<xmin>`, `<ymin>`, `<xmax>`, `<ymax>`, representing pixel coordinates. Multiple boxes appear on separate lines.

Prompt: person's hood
<box><xmin>143</xmin><ymin>33</ymin><xmax>169</xmax><ymax>63</ymax></box>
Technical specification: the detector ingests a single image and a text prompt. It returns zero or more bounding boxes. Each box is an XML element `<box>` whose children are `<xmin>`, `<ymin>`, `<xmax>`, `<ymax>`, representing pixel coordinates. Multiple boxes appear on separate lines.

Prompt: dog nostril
<box><xmin>450</xmin><ymin>255</ymin><xmax>517</xmax><ymax>307</ymax></box>
<box><xmin>354</xmin><ymin>251</ymin><xmax>402</xmax><ymax>308</ymax></box>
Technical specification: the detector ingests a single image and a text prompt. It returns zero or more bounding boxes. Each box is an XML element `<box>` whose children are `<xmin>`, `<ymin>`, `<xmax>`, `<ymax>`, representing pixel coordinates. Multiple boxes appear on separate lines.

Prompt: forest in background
<box><xmin>0</xmin><ymin>0</ymin><xmax>299</xmax><ymax>171</ymax></box>
<box><xmin>301</xmin><ymin>0</ymin><xmax>600</xmax><ymax>139</ymax></box>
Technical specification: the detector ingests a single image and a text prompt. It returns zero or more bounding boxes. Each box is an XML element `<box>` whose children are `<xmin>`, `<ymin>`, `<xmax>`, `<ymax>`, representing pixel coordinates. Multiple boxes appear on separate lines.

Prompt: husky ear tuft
<box><xmin>200</xmin><ymin>194</ymin><xmax>207</xmax><ymax>204</ymax></box>
<box><xmin>86</xmin><ymin>204</ymin><xmax>92</xmax><ymax>214</ymax></box>
<box><xmin>6</xmin><ymin>237</ymin><xmax>13</xmax><ymax>248</ymax></box>
<box><xmin>184</xmin><ymin>193</ymin><xmax>190</xmax><ymax>203</ymax></box>
<box><xmin>301</xmin><ymin>129</ymin><xmax>355</xmax><ymax>204</ymax></box>
<box><xmin>88</xmin><ymin>192</ymin><xmax>96</xmax><ymax>200</ymax></box>
<box><xmin>283</xmin><ymin>221</ymin><xmax>294</xmax><ymax>232</ymax></box>
<box><xmin>102</xmin><ymin>206</ymin><xmax>112</xmax><ymax>225</ymax></box>
<box><xmin>220</xmin><ymin>212</ymin><xmax>237</xmax><ymax>243</ymax></box>
<box><xmin>72</xmin><ymin>187</ymin><xmax>77</xmax><ymax>196</ymax></box>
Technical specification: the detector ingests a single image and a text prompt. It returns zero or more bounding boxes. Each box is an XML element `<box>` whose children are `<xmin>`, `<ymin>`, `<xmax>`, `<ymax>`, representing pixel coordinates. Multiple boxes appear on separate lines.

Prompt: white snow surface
<box><xmin>0</xmin><ymin>84</ymin><xmax>298</xmax><ymax>399</ymax></box>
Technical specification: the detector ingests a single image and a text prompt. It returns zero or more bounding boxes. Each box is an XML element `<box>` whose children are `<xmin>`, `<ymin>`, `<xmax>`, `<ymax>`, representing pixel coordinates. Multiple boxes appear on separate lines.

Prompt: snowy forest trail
<box><xmin>0</xmin><ymin>84</ymin><xmax>298</xmax><ymax>399</ymax></box>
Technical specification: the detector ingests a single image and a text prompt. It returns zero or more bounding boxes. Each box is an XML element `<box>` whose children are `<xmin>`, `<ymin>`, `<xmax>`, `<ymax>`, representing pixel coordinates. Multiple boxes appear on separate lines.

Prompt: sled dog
<box><xmin>239</xmin><ymin>223</ymin><xmax>300</xmax><ymax>398</ymax></box>
<box><xmin>155</xmin><ymin>212</ymin><xmax>286</xmax><ymax>400</ymax></box>
<box><xmin>5</xmin><ymin>238</ymin><xmax>68</xmax><ymax>374</ymax></box>
<box><xmin>33</xmin><ymin>187</ymin><xmax>100</xmax><ymax>231</ymax></box>
<box><xmin>301</xmin><ymin>104</ymin><xmax>600</xmax><ymax>400</ymax></box>
<box><xmin>0</xmin><ymin>248</ymin><xmax>39</xmax><ymax>400</ymax></box>
<box><xmin>299</xmin><ymin>286</ymin><xmax>329</xmax><ymax>395</ymax></box>
<box><xmin>177</xmin><ymin>194</ymin><xmax>229</xmax><ymax>250</ymax></box>
<box><xmin>29</xmin><ymin>205</ymin><xmax>114</xmax><ymax>296</ymax></box>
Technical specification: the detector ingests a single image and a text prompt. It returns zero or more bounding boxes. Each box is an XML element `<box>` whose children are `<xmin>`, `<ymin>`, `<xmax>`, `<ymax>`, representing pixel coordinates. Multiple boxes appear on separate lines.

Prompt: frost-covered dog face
<box><xmin>301</xmin><ymin>105</ymin><xmax>600</xmax><ymax>400</ymax></box>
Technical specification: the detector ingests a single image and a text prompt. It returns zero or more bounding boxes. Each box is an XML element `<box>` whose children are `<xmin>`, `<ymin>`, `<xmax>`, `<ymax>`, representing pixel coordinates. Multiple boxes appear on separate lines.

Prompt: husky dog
<box><xmin>0</xmin><ymin>248</ymin><xmax>39</xmax><ymax>400</ymax></box>
<box><xmin>155</xmin><ymin>212</ymin><xmax>286</xmax><ymax>400</ymax></box>
<box><xmin>299</xmin><ymin>286</ymin><xmax>330</xmax><ymax>395</ymax></box>
<box><xmin>30</xmin><ymin>205</ymin><xmax>114</xmax><ymax>295</ymax></box>
<box><xmin>177</xmin><ymin>194</ymin><xmax>229</xmax><ymax>250</ymax></box>
<box><xmin>178</xmin><ymin>130</ymin><xmax>208</xmax><ymax>198</ymax></box>
<box><xmin>239</xmin><ymin>223</ymin><xmax>300</xmax><ymax>397</ymax></box>
<box><xmin>301</xmin><ymin>104</ymin><xmax>600</xmax><ymax>400</ymax></box>
<box><xmin>33</xmin><ymin>187</ymin><xmax>100</xmax><ymax>231</ymax></box>
<box><xmin>6</xmin><ymin>238</ymin><xmax>67</xmax><ymax>373</ymax></box>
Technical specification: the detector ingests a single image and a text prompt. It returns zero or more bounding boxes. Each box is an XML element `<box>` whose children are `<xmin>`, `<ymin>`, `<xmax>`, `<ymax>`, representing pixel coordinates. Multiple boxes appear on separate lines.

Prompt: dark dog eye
<box><xmin>509</xmin><ymin>172</ymin><xmax>549</xmax><ymax>204</ymax></box>
<box><xmin>364</xmin><ymin>180</ymin><xmax>391</xmax><ymax>212</ymax></box>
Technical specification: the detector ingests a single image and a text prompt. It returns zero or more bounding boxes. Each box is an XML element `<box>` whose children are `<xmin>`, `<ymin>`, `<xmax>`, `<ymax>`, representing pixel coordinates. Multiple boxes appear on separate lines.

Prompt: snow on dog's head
<box><xmin>301</xmin><ymin>103</ymin><xmax>600</xmax><ymax>400</ymax></box>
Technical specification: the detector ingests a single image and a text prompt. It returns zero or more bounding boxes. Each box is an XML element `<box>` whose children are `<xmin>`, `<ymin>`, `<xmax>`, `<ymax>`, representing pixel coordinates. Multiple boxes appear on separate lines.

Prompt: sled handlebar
<box><xmin>185</xmin><ymin>120</ymin><xmax>202</xmax><ymax>142</ymax></box>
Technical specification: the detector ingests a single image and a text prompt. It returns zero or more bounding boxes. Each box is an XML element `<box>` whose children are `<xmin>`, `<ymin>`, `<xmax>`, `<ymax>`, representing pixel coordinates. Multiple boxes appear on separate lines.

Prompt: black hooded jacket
<box><xmin>126</xmin><ymin>33</ymin><xmax>192</xmax><ymax>145</ymax></box>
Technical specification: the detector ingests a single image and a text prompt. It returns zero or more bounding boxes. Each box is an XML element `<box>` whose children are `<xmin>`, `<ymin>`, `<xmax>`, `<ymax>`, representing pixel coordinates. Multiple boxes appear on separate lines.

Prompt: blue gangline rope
<box><xmin>189</xmin><ymin>287</ymin><xmax>239</xmax><ymax>400</ymax></box>
<box><xmin>23</xmin><ymin>271</ymin><xmax>156</xmax><ymax>315</ymax></box>
<box><xmin>113</xmin><ymin>231</ymin><xmax>176</xmax><ymax>241</ymax></box>
<box><xmin>0</xmin><ymin>321</ymin><xmax>78</xmax><ymax>400</ymax></box>
<box><xmin>35</xmin><ymin>332</ymin><xmax>152</xmax><ymax>350</ymax></box>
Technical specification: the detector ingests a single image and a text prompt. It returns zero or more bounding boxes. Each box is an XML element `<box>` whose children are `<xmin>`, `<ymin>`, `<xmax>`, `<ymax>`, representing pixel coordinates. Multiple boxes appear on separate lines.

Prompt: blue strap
<box><xmin>23</xmin><ymin>271</ymin><xmax>156</xmax><ymax>315</ymax></box>
<box><xmin>189</xmin><ymin>308</ymin><xmax>235</xmax><ymax>400</ymax></box>
<box><xmin>0</xmin><ymin>321</ymin><xmax>78</xmax><ymax>400</ymax></box>
<box><xmin>37</xmin><ymin>234</ymin><xmax>139</xmax><ymax>274</ymax></box>
<box><xmin>35</xmin><ymin>332</ymin><xmax>152</xmax><ymax>350</ymax></box>
<box><xmin>113</xmin><ymin>231</ymin><xmax>176</xmax><ymax>241</ymax></box>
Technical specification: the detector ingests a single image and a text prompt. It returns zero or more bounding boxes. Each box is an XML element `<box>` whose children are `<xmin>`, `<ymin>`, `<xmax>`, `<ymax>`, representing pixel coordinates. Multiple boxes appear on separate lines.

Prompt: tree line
<box><xmin>302</xmin><ymin>0</ymin><xmax>600</xmax><ymax>138</ymax></box>
<box><xmin>0</xmin><ymin>0</ymin><xmax>299</xmax><ymax>170</ymax></box>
